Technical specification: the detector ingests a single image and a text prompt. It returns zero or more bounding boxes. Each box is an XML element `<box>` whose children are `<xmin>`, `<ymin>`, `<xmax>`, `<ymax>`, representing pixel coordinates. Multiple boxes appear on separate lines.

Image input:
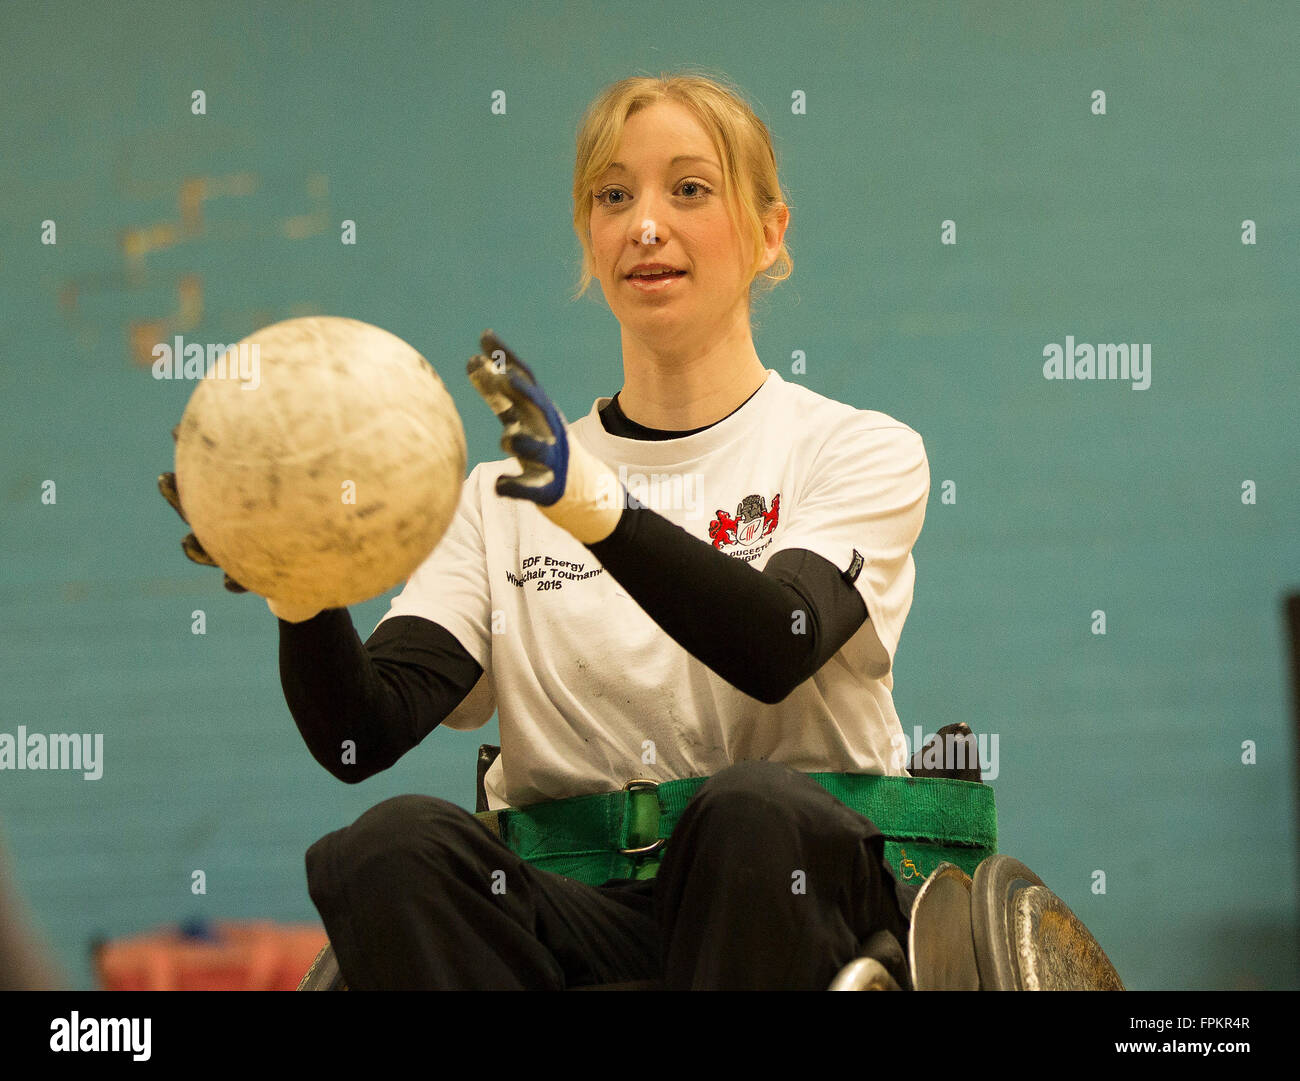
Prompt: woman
<box><xmin>162</xmin><ymin>71</ymin><xmax>932</xmax><ymax>990</ymax></box>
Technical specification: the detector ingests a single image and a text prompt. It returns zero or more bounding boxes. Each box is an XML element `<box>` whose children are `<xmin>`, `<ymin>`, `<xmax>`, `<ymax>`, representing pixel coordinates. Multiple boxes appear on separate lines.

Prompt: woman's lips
<box><xmin>627</xmin><ymin>271</ymin><xmax>686</xmax><ymax>292</ymax></box>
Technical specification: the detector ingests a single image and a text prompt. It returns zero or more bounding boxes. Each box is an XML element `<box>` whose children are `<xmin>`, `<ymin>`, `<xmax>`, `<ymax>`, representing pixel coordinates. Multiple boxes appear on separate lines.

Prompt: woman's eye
<box><xmin>593</xmin><ymin>181</ymin><xmax>712</xmax><ymax>207</ymax></box>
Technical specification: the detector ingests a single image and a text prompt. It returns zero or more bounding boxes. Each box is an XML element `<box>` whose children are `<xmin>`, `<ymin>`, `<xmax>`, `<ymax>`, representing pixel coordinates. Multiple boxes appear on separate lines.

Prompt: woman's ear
<box><xmin>762</xmin><ymin>202</ymin><xmax>790</xmax><ymax>263</ymax></box>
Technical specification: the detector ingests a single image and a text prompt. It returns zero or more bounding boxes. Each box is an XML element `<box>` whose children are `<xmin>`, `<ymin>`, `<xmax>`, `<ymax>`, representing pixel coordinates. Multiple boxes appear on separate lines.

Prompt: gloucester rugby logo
<box><xmin>709</xmin><ymin>493</ymin><xmax>780</xmax><ymax>552</ymax></box>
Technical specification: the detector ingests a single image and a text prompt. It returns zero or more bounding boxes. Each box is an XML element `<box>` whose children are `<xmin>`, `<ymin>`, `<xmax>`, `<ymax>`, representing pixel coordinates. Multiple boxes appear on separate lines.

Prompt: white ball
<box><xmin>174</xmin><ymin>316</ymin><xmax>466</xmax><ymax>610</ymax></box>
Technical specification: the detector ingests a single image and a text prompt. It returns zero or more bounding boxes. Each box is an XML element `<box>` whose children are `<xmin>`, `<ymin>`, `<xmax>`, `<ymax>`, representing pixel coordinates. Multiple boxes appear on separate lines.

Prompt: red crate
<box><xmin>95</xmin><ymin>920</ymin><xmax>328</xmax><ymax>991</ymax></box>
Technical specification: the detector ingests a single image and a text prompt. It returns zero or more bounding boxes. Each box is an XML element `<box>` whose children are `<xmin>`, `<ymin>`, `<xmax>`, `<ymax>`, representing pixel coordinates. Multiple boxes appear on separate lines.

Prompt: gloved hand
<box><xmin>158</xmin><ymin>424</ymin><xmax>322</xmax><ymax>623</ymax></box>
<box><xmin>467</xmin><ymin>330</ymin><xmax>624</xmax><ymax>544</ymax></box>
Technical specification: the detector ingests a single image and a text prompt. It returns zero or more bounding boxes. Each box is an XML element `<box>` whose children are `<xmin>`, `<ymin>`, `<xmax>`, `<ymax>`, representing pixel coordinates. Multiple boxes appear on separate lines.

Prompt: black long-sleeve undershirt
<box><xmin>584</xmin><ymin>511</ymin><xmax>865</xmax><ymax>704</ymax></box>
<box><xmin>279</xmin><ymin>609</ymin><xmax>480</xmax><ymax>783</ymax></box>
<box><xmin>279</xmin><ymin>392</ymin><xmax>870</xmax><ymax>780</ymax></box>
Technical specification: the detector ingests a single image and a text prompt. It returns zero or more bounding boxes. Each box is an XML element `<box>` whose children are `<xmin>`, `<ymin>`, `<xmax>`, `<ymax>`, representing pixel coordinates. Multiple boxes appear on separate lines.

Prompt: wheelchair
<box><xmin>298</xmin><ymin>726</ymin><xmax>1123</xmax><ymax>990</ymax></box>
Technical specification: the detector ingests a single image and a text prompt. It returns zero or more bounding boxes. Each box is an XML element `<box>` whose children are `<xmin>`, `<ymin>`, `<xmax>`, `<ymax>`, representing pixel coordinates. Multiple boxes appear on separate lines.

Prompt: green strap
<box><xmin>475</xmin><ymin>772</ymin><xmax>997</xmax><ymax>887</ymax></box>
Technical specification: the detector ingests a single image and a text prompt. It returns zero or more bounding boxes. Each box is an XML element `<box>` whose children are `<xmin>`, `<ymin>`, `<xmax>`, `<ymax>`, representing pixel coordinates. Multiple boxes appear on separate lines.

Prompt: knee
<box><xmin>305</xmin><ymin>795</ymin><xmax>476</xmax><ymax>900</ymax></box>
<box><xmin>696</xmin><ymin>760</ymin><xmax>806</xmax><ymax>801</ymax></box>
<box><xmin>683</xmin><ymin>761</ymin><xmax>817</xmax><ymax>834</ymax></box>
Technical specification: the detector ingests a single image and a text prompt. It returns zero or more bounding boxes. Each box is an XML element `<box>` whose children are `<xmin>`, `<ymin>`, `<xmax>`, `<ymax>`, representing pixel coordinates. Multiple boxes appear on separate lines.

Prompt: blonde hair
<box><xmin>570</xmin><ymin>69</ymin><xmax>792</xmax><ymax>305</ymax></box>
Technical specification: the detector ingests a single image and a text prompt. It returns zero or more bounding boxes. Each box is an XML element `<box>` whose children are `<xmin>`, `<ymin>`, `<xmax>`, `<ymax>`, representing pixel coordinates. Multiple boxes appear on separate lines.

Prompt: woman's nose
<box><xmin>626</xmin><ymin>199</ymin><xmax>669</xmax><ymax>245</ymax></box>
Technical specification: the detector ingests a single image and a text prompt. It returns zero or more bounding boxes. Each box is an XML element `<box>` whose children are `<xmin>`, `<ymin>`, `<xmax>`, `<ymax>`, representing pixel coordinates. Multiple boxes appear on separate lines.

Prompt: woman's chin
<box><xmin>620</xmin><ymin>308</ymin><xmax>695</xmax><ymax>341</ymax></box>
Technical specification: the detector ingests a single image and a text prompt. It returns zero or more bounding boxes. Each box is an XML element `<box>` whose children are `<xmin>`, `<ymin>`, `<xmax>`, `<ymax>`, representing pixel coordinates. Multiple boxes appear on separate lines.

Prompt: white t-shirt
<box><xmin>375</xmin><ymin>368</ymin><xmax>930</xmax><ymax>810</ymax></box>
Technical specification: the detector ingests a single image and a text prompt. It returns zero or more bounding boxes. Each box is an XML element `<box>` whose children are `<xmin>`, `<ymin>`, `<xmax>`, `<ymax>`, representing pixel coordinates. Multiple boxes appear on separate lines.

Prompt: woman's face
<box><xmin>588</xmin><ymin>101</ymin><xmax>762</xmax><ymax>346</ymax></box>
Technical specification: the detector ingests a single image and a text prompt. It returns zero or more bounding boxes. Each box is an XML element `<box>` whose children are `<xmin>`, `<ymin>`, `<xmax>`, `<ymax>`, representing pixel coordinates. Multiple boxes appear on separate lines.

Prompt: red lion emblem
<box><xmin>708</xmin><ymin>509</ymin><xmax>739</xmax><ymax>549</ymax></box>
<box><xmin>708</xmin><ymin>494</ymin><xmax>780</xmax><ymax>550</ymax></box>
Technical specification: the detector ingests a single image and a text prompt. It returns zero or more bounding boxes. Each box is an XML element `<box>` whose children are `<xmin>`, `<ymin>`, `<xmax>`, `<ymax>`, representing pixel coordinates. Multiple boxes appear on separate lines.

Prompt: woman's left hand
<box><xmin>467</xmin><ymin>330</ymin><xmax>624</xmax><ymax>543</ymax></box>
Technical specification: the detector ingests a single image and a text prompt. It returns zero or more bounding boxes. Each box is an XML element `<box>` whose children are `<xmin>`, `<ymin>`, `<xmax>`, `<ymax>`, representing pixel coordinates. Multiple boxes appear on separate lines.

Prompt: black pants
<box><xmin>305</xmin><ymin>760</ymin><xmax>917</xmax><ymax>990</ymax></box>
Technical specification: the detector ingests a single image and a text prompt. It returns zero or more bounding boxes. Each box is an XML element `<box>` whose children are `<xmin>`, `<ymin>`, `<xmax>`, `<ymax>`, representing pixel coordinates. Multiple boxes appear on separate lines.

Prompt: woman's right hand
<box><xmin>158</xmin><ymin>425</ymin><xmax>322</xmax><ymax>623</ymax></box>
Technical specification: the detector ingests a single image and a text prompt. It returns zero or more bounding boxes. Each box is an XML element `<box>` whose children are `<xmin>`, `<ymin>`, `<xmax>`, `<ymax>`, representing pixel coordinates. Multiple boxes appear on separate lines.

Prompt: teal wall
<box><xmin>1</xmin><ymin>0</ymin><xmax>1296</xmax><ymax>990</ymax></box>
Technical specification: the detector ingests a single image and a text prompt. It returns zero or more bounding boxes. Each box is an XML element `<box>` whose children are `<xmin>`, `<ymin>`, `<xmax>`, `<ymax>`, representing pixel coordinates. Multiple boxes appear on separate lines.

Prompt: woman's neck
<box><xmin>615</xmin><ymin>319</ymin><xmax>768</xmax><ymax>430</ymax></box>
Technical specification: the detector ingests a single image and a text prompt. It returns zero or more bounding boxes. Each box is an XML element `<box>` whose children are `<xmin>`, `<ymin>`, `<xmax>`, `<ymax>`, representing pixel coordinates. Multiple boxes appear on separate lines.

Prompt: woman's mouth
<box><xmin>627</xmin><ymin>270</ymin><xmax>687</xmax><ymax>292</ymax></box>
